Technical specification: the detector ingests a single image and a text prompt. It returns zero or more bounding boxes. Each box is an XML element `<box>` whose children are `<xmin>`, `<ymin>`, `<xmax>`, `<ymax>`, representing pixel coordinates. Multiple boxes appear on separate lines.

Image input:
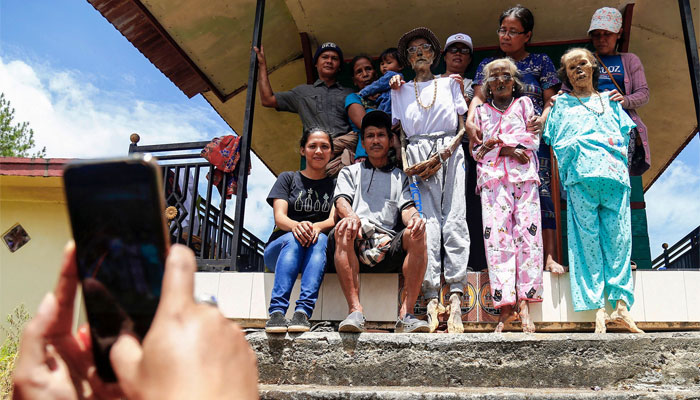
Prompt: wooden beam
<box><xmin>619</xmin><ymin>3</ymin><xmax>635</xmax><ymax>53</ymax></box>
<box><xmin>300</xmin><ymin>32</ymin><xmax>315</xmax><ymax>84</ymax></box>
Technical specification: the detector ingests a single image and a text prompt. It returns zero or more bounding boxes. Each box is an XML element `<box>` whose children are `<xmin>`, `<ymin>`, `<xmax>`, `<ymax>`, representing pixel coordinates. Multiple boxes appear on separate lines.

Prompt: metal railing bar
<box><xmin>130</xmin><ymin>141</ymin><xmax>211</xmax><ymax>152</ymax></box>
<box><xmin>186</xmin><ymin>166</ymin><xmax>200</xmax><ymax>250</ymax></box>
<box><xmin>215</xmin><ymin>173</ymin><xmax>228</xmax><ymax>259</ymax></box>
<box><xmin>152</xmin><ymin>153</ymin><xmax>206</xmax><ymax>161</ymax></box>
<box><xmin>200</xmin><ymin>166</ymin><xmax>215</xmax><ymax>260</ymax></box>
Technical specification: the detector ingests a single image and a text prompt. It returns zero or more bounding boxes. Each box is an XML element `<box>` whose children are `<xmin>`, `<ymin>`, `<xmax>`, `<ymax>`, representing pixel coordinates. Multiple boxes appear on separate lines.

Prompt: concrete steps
<box><xmin>259</xmin><ymin>384</ymin><xmax>699</xmax><ymax>399</ymax></box>
<box><xmin>249</xmin><ymin>331</ymin><xmax>700</xmax><ymax>398</ymax></box>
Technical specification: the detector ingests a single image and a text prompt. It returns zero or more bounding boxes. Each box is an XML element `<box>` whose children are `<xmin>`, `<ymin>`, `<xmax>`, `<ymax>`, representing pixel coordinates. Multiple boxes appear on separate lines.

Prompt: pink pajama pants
<box><xmin>480</xmin><ymin>180</ymin><xmax>543</xmax><ymax>309</ymax></box>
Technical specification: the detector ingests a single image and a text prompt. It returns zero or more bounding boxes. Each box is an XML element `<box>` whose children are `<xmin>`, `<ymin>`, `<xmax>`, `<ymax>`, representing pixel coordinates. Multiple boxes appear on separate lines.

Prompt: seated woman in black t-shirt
<box><xmin>264</xmin><ymin>128</ymin><xmax>336</xmax><ymax>333</ymax></box>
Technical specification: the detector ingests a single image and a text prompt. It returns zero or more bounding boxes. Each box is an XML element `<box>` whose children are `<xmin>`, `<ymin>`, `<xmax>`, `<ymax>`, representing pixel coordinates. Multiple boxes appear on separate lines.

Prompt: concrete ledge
<box><xmin>259</xmin><ymin>384</ymin><xmax>700</xmax><ymax>400</ymax></box>
<box><xmin>249</xmin><ymin>331</ymin><xmax>700</xmax><ymax>390</ymax></box>
<box><xmin>198</xmin><ymin>271</ymin><xmax>700</xmax><ymax>326</ymax></box>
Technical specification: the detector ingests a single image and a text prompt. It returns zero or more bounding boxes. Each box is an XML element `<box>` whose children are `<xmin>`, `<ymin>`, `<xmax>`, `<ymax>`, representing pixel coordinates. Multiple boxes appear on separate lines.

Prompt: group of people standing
<box><xmin>255</xmin><ymin>5</ymin><xmax>651</xmax><ymax>335</ymax></box>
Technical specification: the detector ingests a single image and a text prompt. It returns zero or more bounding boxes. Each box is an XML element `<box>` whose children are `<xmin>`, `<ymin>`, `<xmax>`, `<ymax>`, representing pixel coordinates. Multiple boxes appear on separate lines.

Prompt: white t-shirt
<box><xmin>391</xmin><ymin>77</ymin><xmax>468</xmax><ymax>137</ymax></box>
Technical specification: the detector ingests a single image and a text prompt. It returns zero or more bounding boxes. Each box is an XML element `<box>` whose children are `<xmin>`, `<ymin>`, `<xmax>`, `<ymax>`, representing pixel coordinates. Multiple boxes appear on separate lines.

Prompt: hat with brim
<box><xmin>361</xmin><ymin>110</ymin><xmax>393</xmax><ymax>137</ymax></box>
<box><xmin>588</xmin><ymin>7</ymin><xmax>623</xmax><ymax>34</ymax></box>
<box><xmin>397</xmin><ymin>27</ymin><xmax>441</xmax><ymax>68</ymax></box>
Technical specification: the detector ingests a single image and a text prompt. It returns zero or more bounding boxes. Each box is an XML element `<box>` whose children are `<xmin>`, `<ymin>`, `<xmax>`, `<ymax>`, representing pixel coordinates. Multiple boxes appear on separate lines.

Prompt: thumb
<box><xmin>110</xmin><ymin>334</ymin><xmax>143</xmax><ymax>388</ymax></box>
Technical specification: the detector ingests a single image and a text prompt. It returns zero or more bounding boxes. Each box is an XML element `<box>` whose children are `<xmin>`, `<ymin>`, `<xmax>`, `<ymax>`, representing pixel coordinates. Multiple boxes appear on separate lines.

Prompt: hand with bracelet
<box><xmin>474</xmin><ymin>137</ymin><xmax>502</xmax><ymax>161</ymax></box>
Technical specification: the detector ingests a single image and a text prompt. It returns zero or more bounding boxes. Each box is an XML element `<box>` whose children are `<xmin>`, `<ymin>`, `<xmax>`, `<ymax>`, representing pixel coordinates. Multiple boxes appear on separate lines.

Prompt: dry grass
<box><xmin>0</xmin><ymin>305</ymin><xmax>30</xmax><ymax>399</ymax></box>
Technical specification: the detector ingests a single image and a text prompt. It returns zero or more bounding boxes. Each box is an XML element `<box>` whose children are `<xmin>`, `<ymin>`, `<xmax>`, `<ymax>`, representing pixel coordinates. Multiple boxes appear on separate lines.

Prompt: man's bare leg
<box><xmin>610</xmin><ymin>300</ymin><xmax>644</xmax><ymax>333</ymax></box>
<box><xmin>334</xmin><ymin>231</ymin><xmax>362</xmax><ymax>314</ymax></box>
<box><xmin>543</xmin><ymin>229</ymin><xmax>567</xmax><ymax>274</ymax></box>
<box><xmin>494</xmin><ymin>305</ymin><xmax>518</xmax><ymax>333</ymax></box>
<box><xmin>519</xmin><ymin>300</ymin><xmax>536</xmax><ymax>333</ymax></box>
<box><xmin>447</xmin><ymin>292</ymin><xmax>464</xmax><ymax>333</ymax></box>
<box><xmin>594</xmin><ymin>307</ymin><xmax>609</xmax><ymax>333</ymax></box>
<box><xmin>398</xmin><ymin>230</ymin><xmax>427</xmax><ymax>320</ymax></box>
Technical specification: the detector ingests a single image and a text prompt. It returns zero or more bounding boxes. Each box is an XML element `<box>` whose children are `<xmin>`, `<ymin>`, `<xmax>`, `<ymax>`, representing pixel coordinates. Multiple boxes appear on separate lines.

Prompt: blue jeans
<box><xmin>263</xmin><ymin>232</ymin><xmax>328</xmax><ymax>317</ymax></box>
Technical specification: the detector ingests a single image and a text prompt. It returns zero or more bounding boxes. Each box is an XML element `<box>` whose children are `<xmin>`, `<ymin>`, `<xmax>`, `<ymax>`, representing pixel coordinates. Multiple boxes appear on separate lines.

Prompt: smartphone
<box><xmin>63</xmin><ymin>155</ymin><xmax>169</xmax><ymax>382</ymax></box>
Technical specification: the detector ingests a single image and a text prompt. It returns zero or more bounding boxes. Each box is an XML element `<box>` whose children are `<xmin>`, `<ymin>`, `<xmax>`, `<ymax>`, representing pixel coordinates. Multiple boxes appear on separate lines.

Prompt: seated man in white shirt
<box><xmin>328</xmin><ymin>110</ymin><xmax>429</xmax><ymax>333</ymax></box>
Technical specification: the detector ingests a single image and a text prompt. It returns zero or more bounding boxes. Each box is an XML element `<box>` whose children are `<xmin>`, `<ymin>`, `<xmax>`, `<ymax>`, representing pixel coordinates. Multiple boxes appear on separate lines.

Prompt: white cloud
<box><xmin>0</xmin><ymin>56</ymin><xmax>275</xmax><ymax>240</ymax></box>
<box><xmin>645</xmin><ymin>156</ymin><xmax>700</xmax><ymax>259</ymax></box>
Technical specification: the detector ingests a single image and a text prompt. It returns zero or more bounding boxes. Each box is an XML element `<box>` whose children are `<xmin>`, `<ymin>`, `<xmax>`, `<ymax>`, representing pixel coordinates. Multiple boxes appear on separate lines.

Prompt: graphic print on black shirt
<box><xmin>266</xmin><ymin>171</ymin><xmax>335</xmax><ymax>244</ymax></box>
<box><xmin>293</xmin><ymin>188</ymin><xmax>331</xmax><ymax>213</ymax></box>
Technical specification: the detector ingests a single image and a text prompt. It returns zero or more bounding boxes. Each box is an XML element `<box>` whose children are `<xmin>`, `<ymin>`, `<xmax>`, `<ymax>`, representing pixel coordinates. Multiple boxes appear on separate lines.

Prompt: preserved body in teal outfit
<box><xmin>544</xmin><ymin>90</ymin><xmax>636</xmax><ymax>312</ymax></box>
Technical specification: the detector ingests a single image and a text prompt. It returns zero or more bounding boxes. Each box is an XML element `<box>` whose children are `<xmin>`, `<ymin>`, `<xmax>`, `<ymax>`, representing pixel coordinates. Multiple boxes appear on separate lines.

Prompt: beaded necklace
<box><xmin>572</xmin><ymin>91</ymin><xmax>605</xmax><ymax>115</ymax></box>
<box><xmin>414</xmin><ymin>79</ymin><xmax>438</xmax><ymax>110</ymax></box>
<box><xmin>491</xmin><ymin>97</ymin><xmax>514</xmax><ymax>113</ymax></box>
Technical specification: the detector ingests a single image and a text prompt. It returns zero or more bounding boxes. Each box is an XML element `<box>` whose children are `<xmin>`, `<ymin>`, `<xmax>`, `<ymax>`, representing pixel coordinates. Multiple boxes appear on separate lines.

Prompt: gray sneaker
<box><xmin>395</xmin><ymin>314</ymin><xmax>430</xmax><ymax>333</ymax></box>
<box><xmin>338</xmin><ymin>311</ymin><xmax>366</xmax><ymax>333</ymax></box>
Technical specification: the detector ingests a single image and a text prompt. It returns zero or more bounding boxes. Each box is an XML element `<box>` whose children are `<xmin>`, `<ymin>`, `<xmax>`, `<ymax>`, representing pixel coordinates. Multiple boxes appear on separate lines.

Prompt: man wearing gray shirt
<box><xmin>328</xmin><ymin>110</ymin><xmax>429</xmax><ymax>333</ymax></box>
<box><xmin>255</xmin><ymin>42</ymin><xmax>355</xmax><ymax>176</ymax></box>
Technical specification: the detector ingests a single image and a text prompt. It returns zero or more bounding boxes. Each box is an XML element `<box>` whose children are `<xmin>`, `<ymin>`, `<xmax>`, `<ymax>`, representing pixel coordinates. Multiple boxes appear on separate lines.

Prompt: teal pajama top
<box><xmin>543</xmin><ymin>91</ymin><xmax>635</xmax><ymax>189</ymax></box>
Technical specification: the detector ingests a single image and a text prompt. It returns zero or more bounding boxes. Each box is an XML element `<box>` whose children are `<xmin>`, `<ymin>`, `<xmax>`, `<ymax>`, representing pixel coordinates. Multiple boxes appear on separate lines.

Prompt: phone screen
<box><xmin>64</xmin><ymin>159</ymin><xmax>167</xmax><ymax>381</ymax></box>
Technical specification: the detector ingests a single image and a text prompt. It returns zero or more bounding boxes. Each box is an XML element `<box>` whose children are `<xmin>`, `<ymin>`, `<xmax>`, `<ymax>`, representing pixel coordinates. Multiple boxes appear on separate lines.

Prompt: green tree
<box><xmin>0</xmin><ymin>93</ymin><xmax>46</xmax><ymax>158</ymax></box>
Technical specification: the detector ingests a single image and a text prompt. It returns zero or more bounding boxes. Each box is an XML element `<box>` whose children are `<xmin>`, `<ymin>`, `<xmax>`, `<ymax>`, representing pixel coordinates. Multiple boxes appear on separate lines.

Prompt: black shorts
<box><xmin>326</xmin><ymin>227</ymin><xmax>407</xmax><ymax>273</ymax></box>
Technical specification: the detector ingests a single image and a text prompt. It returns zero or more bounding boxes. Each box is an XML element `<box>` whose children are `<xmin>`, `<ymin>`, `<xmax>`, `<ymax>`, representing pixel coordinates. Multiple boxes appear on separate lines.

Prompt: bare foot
<box><xmin>610</xmin><ymin>300</ymin><xmax>644</xmax><ymax>333</ymax></box>
<box><xmin>519</xmin><ymin>300</ymin><xmax>536</xmax><ymax>333</ymax></box>
<box><xmin>545</xmin><ymin>254</ymin><xmax>568</xmax><ymax>275</ymax></box>
<box><xmin>594</xmin><ymin>307</ymin><xmax>609</xmax><ymax>333</ymax></box>
<box><xmin>494</xmin><ymin>305</ymin><xmax>518</xmax><ymax>333</ymax></box>
<box><xmin>447</xmin><ymin>293</ymin><xmax>464</xmax><ymax>333</ymax></box>
<box><xmin>426</xmin><ymin>298</ymin><xmax>445</xmax><ymax>333</ymax></box>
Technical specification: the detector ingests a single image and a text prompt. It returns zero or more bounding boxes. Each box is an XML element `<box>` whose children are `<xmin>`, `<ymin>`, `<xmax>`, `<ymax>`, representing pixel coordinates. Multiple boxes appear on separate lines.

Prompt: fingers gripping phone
<box><xmin>64</xmin><ymin>155</ymin><xmax>169</xmax><ymax>381</ymax></box>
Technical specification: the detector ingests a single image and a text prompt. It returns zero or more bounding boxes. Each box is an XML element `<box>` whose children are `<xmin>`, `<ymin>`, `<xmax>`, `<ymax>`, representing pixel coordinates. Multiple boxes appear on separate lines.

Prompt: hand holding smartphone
<box><xmin>63</xmin><ymin>155</ymin><xmax>169</xmax><ymax>381</ymax></box>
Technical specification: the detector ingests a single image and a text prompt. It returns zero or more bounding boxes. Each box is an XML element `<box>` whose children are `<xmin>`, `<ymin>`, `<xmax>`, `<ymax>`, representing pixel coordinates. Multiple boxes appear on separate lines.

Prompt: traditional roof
<box><xmin>0</xmin><ymin>157</ymin><xmax>70</xmax><ymax>177</ymax></box>
<box><xmin>87</xmin><ymin>0</ymin><xmax>700</xmax><ymax>189</ymax></box>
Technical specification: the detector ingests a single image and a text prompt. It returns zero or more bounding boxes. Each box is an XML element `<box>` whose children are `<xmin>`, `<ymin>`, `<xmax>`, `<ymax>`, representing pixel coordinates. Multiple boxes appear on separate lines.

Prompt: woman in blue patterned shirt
<box><xmin>466</xmin><ymin>5</ymin><xmax>565</xmax><ymax>282</ymax></box>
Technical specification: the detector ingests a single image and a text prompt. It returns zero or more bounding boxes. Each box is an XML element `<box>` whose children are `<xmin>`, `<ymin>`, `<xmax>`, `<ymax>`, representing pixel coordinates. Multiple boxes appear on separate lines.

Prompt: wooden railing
<box><xmin>128</xmin><ymin>134</ymin><xmax>266</xmax><ymax>272</ymax></box>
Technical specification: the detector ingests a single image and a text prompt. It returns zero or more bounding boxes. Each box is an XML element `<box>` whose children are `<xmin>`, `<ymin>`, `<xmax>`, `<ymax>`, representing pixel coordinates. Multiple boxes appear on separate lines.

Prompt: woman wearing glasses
<box><xmin>438</xmin><ymin>33</ymin><xmax>490</xmax><ymax>274</ymax></box>
<box><xmin>467</xmin><ymin>5</ymin><xmax>564</xmax><ymax>275</ymax></box>
<box><xmin>389</xmin><ymin>27</ymin><xmax>470</xmax><ymax>333</ymax></box>
<box><xmin>439</xmin><ymin>33</ymin><xmax>475</xmax><ymax>103</ymax></box>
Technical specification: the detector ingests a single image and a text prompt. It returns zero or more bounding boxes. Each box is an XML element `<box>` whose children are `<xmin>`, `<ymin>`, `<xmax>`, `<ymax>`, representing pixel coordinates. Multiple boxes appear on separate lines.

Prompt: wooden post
<box><xmin>300</xmin><ymin>32</ymin><xmax>315</xmax><ymax>84</ymax></box>
<box><xmin>679</xmin><ymin>0</ymin><xmax>700</xmax><ymax>128</ymax></box>
<box><xmin>550</xmin><ymin>150</ymin><xmax>563</xmax><ymax>263</ymax></box>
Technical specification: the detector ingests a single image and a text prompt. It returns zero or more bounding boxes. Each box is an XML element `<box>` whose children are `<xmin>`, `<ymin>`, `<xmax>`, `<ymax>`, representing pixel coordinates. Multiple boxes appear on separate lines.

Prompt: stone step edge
<box><xmin>259</xmin><ymin>384</ymin><xmax>699</xmax><ymax>399</ymax></box>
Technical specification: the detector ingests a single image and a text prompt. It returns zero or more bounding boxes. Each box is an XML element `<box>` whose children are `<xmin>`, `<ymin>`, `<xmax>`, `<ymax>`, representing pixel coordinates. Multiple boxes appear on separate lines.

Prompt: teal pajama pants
<box><xmin>566</xmin><ymin>179</ymin><xmax>634</xmax><ymax>312</ymax></box>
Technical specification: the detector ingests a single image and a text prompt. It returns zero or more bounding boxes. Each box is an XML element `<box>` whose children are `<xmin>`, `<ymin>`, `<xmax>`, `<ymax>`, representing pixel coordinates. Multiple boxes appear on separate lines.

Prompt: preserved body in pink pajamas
<box><xmin>473</xmin><ymin>95</ymin><xmax>544</xmax><ymax>324</ymax></box>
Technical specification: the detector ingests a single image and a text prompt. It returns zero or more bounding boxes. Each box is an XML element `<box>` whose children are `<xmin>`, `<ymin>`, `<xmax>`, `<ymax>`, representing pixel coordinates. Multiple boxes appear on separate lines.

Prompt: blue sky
<box><xmin>1</xmin><ymin>0</ymin><xmax>277</xmax><ymax>239</ymax></box>
<box><xmin>1</xmin><ymin>1</ymin><xmax>699</xmax><ymax>260</ymax></box>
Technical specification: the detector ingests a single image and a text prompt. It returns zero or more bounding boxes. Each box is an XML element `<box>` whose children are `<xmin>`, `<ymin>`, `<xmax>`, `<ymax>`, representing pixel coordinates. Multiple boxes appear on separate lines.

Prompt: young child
<box><xmin>359</xmin><ymin>48</ymin><xmax>404</xmax><ymax>115</ymax></box>
<box><xmin>472</xmin><ymin>58</ymin><xmax>543</xmax><ymax>333</ymax></box>
<box><xmin>543</xmin><ymin>48</ymin><xmax>642</xmax><ymax>334</ymax></box>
